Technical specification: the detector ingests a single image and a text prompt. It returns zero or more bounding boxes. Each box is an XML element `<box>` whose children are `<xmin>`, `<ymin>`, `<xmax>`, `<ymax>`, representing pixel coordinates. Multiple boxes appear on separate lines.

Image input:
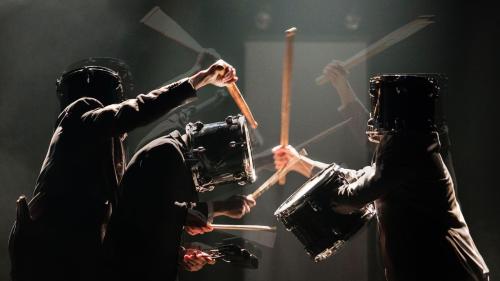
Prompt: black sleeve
<box><xmin>76</xmin><ymin>79</ymin><xmax>197</xmax><ymax>137</ymax></box>
<box><xmin>330</xmin><ymin>140</ymin><xmax>414</xmax><ymax>213</ymax></box>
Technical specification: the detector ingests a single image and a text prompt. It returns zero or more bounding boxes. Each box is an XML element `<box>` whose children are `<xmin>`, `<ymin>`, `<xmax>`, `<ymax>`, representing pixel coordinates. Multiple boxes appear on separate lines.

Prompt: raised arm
<box><xmin>78</xmin><ymin>60</ymin><xmax>237</xmax><ymax>137</ymax></box>
<box><xmin>323</xmin><ymin>61</ymin><xmax>369</xmax><ymax>145</ymax></box>
<box><xmin>272</xmin><ymin>145</ymin><xmax>329</xmax><ymax>178</ymax></box>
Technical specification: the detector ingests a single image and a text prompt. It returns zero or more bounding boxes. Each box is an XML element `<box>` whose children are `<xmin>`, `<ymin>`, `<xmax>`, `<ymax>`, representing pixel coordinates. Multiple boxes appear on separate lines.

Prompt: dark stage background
<box><xmin>1</xmin><ymin>0</ymin><xmax>499</xmax><ymax>280</ymax></box>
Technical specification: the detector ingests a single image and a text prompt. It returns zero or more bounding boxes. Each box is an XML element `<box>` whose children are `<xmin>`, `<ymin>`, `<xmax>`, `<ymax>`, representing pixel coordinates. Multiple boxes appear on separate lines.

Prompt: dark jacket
<box><xmin>9</xmin><ymin>80</ymin><xmax>196</xmax><ymax>281</ymax></box>
<box><xmin>104</xmin><ymin>131</ymin><xmax>207</xmax><ymax>281</ymax></box>
<box><xmin>339</xmin><ymin>99</ymin><xmax>459</xmax><ymax>188</ymax></box>
<box><xmin>330</xmin><ymin>132</ymin><xmax>489</xmax><ymax>281</ymax></box>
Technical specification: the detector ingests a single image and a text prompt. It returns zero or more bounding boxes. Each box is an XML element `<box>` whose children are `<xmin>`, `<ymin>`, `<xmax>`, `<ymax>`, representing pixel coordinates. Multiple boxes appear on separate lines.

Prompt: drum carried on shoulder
<box><xmin>274</xmin><ymin>164</ymin><xmax>376</xmax><ymax>262</ymax></box>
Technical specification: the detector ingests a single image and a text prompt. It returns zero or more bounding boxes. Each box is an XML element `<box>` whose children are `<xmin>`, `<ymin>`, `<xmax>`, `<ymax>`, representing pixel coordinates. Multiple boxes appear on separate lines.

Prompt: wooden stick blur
<box><xmin>211</xmin><ymin>224</ymin><xmax>276</xmax><ymax>232</ymax></box>
<box><xmin>141</xmin><ymin>6</ymin><xmax>204</xmax><ymax>54</ymax></box>
<box><xmin>226</xmin><ymin>83</ymin><xmax>258</xmax><ymax>129</ymax></box>
<box><xmin>251</xmin><ymin>149</ymin><xmax>307</xmax><ymax>200</ymax></box>
<box><xmin>279</xmin><ymin>27</ymin><xmax>297</xmax><ymax>185</ymax></box>
<box><xmin>315</xmin><ymin>15</ymin><xmax>434</xmax><ymax>85</ymax></box>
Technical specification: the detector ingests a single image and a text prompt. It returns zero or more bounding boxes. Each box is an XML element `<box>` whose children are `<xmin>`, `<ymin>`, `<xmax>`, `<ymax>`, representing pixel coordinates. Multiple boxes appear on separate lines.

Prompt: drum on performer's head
<box><xmin>185</xmin><ymin>114</ymin><xmax>256</xmax><ymax>192</ymax></box>
<box><xmin>367</xmin><ymin>74</ymin><xmax>447</xmax><ymax>139</ymax></box>
<box><xmin>274</xmin><ymin>165</ymin><xmax>375</xmax><ymax>262</ymax></box>
<box><xmin>56</xmin><ymin>65</ymin><xmax>124</xmax><ymax>109</ymax></box>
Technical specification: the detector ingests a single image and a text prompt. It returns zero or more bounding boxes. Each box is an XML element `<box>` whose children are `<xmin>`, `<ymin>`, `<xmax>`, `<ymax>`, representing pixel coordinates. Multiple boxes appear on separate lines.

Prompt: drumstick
<box><xmin>315</xmin><ymin>15</ymin><xmax>434</xmax><ymax>85</ymax></box>
<box><xmin>279</xmin><ymin>27</ymin><xmax>298</xmax><ymax>185</ymax></box>
<box><xmin>251</xmin><ymin>149</ymin><xmax>307</xmax><ymax>200</ymax></box>
<box><xmin>295</xmin><ymin>118</ymin><xmax>352</xmax><ymax>149</ymax></box>
<box><xmin>226</xmin><ymin>83</ymin><xmax>258</xmax><ymax>129</ymax></box>
<box><xmin>211</xmin><ymin>224</ymin><xmax>276</xmax><ymax>232</ymax></box>
<box><xmin>141</xmin><ymin>6</ymin><xmax>204</xmax><ymax>53</ymax></box>
<box><xmin>142</xmin><ymin>7</ymin><xmax>259</xmax><ymax>129</ymax></box>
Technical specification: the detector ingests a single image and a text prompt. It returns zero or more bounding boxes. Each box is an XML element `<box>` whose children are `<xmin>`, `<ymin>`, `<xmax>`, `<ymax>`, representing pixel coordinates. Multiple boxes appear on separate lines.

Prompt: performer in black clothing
<box><xmin>104</xmin><ymin>126</ymin><xmax>256</xmax><ymax>281</ymax></box>
<box><xmin>318</xmin><ymin>61</ymin><xmax>458</xmax><ymax>186</ymax></box>
<box><xmin>274</xmin><ymin>74</ymin><xmax>489</xmax><ymax>281</ymax></box>
<box><xmin>8</xmin><ymin>58</ymin><xmax>238</xmax><ymax>281</ymax></box>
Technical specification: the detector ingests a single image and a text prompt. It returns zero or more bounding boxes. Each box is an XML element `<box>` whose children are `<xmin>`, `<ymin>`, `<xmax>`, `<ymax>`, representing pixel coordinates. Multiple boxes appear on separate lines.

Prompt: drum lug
<box><xmin>233</xmin><ymin>172</ymin><xmax>246</xmax><ymax>183</ymax></box>
<box><xmin>194</xmin><ymin>121</ymin><xmax>204</xmax><ymax>131</ymax></box>
<box><xmin>192</xmin><ymin>146</ymin><xmax>206</xmax><ymax>154</ymax></box>
<box><xmin>228</xmin><ymin>141</ymin><xmax>246</xmax><ymax>148</ymax></box>
<box><xmin>225</xmin><ymin>116</ymin><xmax>236</xmax><ymax>125</ymax></box>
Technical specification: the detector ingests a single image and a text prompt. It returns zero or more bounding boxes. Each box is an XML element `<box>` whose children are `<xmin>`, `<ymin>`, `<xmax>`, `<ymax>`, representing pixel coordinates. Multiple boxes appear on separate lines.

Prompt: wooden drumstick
<box><xmin>315</xmin><ymin>15</ymin><xmax>434</xmax><ymax>85</ymax></box>
<box><xmin>226</xmin><ymin>83</ymin><xmax>259</xmax><ymax>129</ymax></box>
<box><xmin>141</xmin><ymin>7</ymin><xmax>259</xmax><ymax>128</ymax></box>
<box><xmin>211</xmin><ymin>224</ymin><xmax>276</xmax><ymax>232</ymax></box>
<box><xmin>251</xmin><ymin>149</ymin><xmax>307</xmax><ymax>200</ymax></box>
<box><xmin>279</xmin><ymin>27</ymin><xmax>297</xmax><ymax>185</ymax></box>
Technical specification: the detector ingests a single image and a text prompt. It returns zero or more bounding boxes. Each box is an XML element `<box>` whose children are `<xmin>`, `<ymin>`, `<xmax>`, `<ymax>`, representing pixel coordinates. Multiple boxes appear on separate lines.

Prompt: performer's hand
<box><xmin>184</xmin><ymin>210</ymin><xmax>213</xmax><ymax>236</ymax></box>
<box><xmin>189</xmin><ymin>59</ymin><xmax>238</xmax><ymax>90</ymax></box>
<box><xmin>180</xmin><ymin>248</ymin><xmax>216</xmax><ymax>272</ymax></box>
<box><xmin>272</xmin><ymin>145</ymin><xmax>313</xmax><ymax>177</ymax></box>
<box><xmin>272</xmin><ymin>145</ymin><xmax>301</xmax><ymax>170</ymax></box>
<box><xmin>323</xmin><ymin>61</ymin><xmax>349</xmax><ymax>89</ymax></box>
<box><xmin>213</xmin><ymin>195</ymin><xmax>256</xmax><ymax>219</ymax></box>
<box><xmin>205</xmin><ymin>59</ymin><xmax>238</xmax><ymax>87</ymax></box>
<box><xmin>323</xmin><ymin>61</ymin><xmax>357</xmax><ymax>106</ymax></box>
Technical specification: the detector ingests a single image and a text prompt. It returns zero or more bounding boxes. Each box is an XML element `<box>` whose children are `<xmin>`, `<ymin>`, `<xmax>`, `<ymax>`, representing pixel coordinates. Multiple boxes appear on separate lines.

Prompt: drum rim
<box><xmin>237</xmin><ymin>115</ymin><xmax>257</xmax><ymax>184</ymax></box>
<box><xmin>56</xmin><ymin>65</ymin><xmax>121</xmax><ymax>86</ymax></box>
<box><xmin>184</xmin><ymin>115</ymin><xmax>256</xmax><ymax>191</ymax></box>
<box><xmin>274</xmin><ymin>164</ymin><xmax>338</xmax><ymax>216</ymax></box>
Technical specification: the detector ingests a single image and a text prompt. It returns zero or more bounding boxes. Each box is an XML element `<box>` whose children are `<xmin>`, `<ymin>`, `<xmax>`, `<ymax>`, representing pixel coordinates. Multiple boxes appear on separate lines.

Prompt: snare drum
<box><xmin>185</xmin><ymin>115</ymin><xmax>256</xmax><ymax>192</ymax></box>
<box><xmin>367</xmin><ymin>74</ymin><xmax>445</xmax><ymax>135</ymax></box>
<box><xmin>274</xmin><ymin>165</ymin><xmax>375</xmax><ymax>262</ymax></box>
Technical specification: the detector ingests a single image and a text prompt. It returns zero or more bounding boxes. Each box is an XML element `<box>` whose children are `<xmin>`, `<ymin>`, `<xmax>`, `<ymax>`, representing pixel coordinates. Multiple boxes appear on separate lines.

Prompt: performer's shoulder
<box><xmin>55</xmin><ymin>98</ymin><xmax>104</xmax><ymax>126</ymax></box>
<box><xmin>69</xmin><ymin>97</ymin><xmax>104</xmax><ymax>112</ymax></box>
<box><xmin>59</xmin><ymin>97</ymin><xmax>104</xmax><ymax>119</ymax></box>
<box><xmin>137</xmin><ymin>133</ymin><xmax>184</xmax><ymax>158</ymax></box>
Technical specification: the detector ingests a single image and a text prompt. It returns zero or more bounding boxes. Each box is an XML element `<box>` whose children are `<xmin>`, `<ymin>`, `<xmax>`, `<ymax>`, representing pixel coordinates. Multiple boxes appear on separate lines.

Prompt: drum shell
<box><xmin>275</xmin><ymin>166</ymin><xmax>375</xmax><ymax>262</ymax></box>
<box><xmin>186</xmin><ymin>115</ymin><xmax>255</xmax><ymax>191</ymax></box>
<box><xmin>368</xmin><ymin>74</ymin><xmax>446</xmax><ymax>134</ymax></box>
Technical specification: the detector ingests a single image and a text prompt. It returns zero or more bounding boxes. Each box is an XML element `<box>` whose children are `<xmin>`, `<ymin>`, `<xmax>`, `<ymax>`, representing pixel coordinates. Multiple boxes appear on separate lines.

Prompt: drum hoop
<box><xmin>237</xmin><ymin>115</ymin><xmax>257</xmax><ymax>184</ymax></box>
<box><xmin>274</xmin><ymin>164</ymin><xmax>340</xmax><ymax>216</ymax></box>
<box><xmin>57</xmin><ymin>66</ymin><xmax>121</xmax><ymax>86</ymax></box>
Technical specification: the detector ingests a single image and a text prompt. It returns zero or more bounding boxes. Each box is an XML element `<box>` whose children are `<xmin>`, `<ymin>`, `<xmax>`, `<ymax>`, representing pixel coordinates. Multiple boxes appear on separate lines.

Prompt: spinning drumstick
<box><xmin>226</xmin><ymin>83</ymin><xmax>258</xmax><ymax>128</ymax></box>
<box><xmin>141</xmin><ymin>6</ymin><xmax>204</xmax><ymax>53</ymax></box>
<box><xmin>141</xmin><ymin>6</ymin><xmax>258</xmax><ymax>128</ymax></box>
<box><xmin>279</xmin><ymin>27</ymin><xmax>298</xmax><ymax>185</ymax></box>
<box><xmin>315</xmin><ymin>15</ymin><xmax>434</xmax><ymax>85</ymax></box>
<box><xmin>211</xmin><ymin>224</ymin><xmax>276</xmax><ymax>233</ymax></box>
<box><xmin>251</xmin><ymin>149</ymin><xmax>307</xmax><ymax>200</ymax></box>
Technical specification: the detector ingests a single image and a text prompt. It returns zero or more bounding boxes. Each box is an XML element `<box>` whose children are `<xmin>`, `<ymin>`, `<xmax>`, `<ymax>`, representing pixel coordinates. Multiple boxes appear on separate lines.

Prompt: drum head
<box><xmin>274</xmin><ymin>165</ymin><xmax>337</xmax><ymax>216</ymax></box>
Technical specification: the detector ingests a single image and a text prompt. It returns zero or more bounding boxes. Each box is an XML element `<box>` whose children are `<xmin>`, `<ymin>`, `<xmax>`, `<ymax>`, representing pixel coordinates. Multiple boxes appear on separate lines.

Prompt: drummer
<box><xmin>273</xmin><ymin>74</ymin><xmax>489</xmax><ymax>281</ymax></box>
<box><xmin>103</xmin><ymin>69</ymin><xmax>256</xmax><ymax>280</ymax></box>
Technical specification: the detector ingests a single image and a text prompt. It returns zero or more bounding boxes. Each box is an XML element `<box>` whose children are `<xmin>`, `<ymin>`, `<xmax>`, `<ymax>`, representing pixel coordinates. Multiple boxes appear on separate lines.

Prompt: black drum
<box><xmin>185</xmin><ymin>115</ymin><xmax>256</xmax><ymax>192</ymax></box>
<box><xmin>274</xmin><ymin>165</ymin><xmax>376</xmax><ymax>262</ymax></box>
<box><xmin>56</xmin><ymin>65</ymin><xmax>124</xmax><ymax>108</ymax></box>
<box><xmin>367</xmin><ymin>74</ymin><xmax>445</xmax><ymax>135</ymax></box>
